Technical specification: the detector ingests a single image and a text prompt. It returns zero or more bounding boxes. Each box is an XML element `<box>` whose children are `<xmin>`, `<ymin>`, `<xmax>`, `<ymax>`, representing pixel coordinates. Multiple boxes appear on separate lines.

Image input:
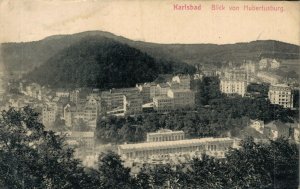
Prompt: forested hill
<box><xmin>24</xmin><ymin>36</ymin><xmax>195</xmax><ymax>89</ymax></box>
<box><xmin>2</xmin><ymin>30</ymin><xmax>299</xmax><ymax>75</ymax></box>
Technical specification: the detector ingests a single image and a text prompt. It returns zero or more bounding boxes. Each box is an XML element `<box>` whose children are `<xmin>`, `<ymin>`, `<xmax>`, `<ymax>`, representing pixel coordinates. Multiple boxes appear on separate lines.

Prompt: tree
<box><xmin>0</xmin><ymin>107</ymin><xmax>96</xmax><ymax>189</ymax></box>
<box><xmin>97</xmin><ymin>151</ymin><xmax>132</xmax><ymax>189</ymax></box>
<box><xmin>225</xmin><ymin>137</ymin><xmax>273</xmax><ymax>189</ymax></box>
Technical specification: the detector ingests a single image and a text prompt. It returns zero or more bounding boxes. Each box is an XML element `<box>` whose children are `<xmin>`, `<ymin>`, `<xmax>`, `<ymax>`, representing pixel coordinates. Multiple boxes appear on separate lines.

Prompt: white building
<box><xmin>153</xmin><ymin>95</ymin><xmax>174</xmax><ymax>113</ymax></box>
<box><xmin>123</xmin><ymin>93</ymin><xmax>143</xmax><ymax>115</ymax></box>
<box><xmin>268</xmin><ymin>84</ymin><xmax>293</xmax><ymax>108</ymax></box>
<box><xmin>167</xmin><ymin>89</ymin><xmax>195</xmax><ymax>109</ymax></box>
<box><xmin>146</xmin><ymin>129</ymin><xmax>185</xmax><ymax>142</ymax></box>
<box><xmin>220</xmin><ymin>79</ymin><xmax>247</xmax><ymax>97</ymax></box>
<box><xmin>83</xmin><ymin>96</ymin><xmax>101</xmax><ymax>127</ymax></box>
<box><xmin>42</xmin><ymin>105</ymin><xmax>56</xmax><ymax>127</ymax></box>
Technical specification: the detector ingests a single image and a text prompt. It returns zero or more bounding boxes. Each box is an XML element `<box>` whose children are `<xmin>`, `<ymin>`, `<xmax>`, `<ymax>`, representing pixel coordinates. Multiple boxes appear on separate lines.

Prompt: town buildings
<box><xmin>268</xmin><ymin>84</ymin><xmax>293</xmax><ymax>108</ymax></box>
<box><xmin>101</xmin><ymin>87</ymin><xmax>140</xmax><ymax>111</ymax></box>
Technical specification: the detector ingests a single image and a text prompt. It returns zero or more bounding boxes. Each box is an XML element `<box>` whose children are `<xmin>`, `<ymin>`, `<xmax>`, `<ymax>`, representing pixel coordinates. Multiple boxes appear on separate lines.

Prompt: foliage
<box><xmin>0</xmin><ymin>107</ymin><xmax>96</xmax><ymax>189</ymax></box>
<box><xmin>97</xmin><ymin>151</ymin><xmax>132</xmax><ymax>189</ymax></box>
<box><xmin>0</xmin><ymin>108</ymin><xmax>298</xmax><ymax>188</ymax></box>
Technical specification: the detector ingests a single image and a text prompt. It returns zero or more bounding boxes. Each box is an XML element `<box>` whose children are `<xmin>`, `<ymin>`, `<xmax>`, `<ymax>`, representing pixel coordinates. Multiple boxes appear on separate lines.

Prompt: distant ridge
<box><xmin>1</xmin><ymin>30</ymin><xmax>299</xmax><ymax>74</ymax></box>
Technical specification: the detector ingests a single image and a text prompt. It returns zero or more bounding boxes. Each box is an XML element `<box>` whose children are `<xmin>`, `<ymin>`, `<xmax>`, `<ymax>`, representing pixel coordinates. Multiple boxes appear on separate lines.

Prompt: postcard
<box><xmin>0</xmin><ymin>0</ymin><xmax>299</xmax><ymax>188</ymax></box>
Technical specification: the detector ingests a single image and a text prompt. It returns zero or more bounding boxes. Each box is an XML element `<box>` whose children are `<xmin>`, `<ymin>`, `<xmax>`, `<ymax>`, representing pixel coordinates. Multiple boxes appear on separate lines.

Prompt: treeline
<box><xmin>25</xmin><ymin>36</ymin><xmax>195</xmax><ymax>89</ymax></box>
<box><xmin>0</xmin><ymin>108</ymin><xmax>298</xmax><ymax>188</ymax></box>
<box><xmin>110</xmin><ymin>137</ymin><xmax>298</xmax><ymax>189</ymax></box>
<box><xmin>96</xmin><ymin>77</ymin><xmax>297</xmax><ymax>144</ymax></box>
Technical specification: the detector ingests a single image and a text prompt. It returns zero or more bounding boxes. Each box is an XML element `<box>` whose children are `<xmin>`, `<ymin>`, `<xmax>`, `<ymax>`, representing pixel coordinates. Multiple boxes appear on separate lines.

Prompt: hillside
<box><xmin>24</xmin><ymin>36</ymin><xmax>195</xmax><ymax>89</ymax></box>
<box><xmin>1</xmin><ymin>31</ymin><xmax>299</xmax><ymax>75</ymax></box>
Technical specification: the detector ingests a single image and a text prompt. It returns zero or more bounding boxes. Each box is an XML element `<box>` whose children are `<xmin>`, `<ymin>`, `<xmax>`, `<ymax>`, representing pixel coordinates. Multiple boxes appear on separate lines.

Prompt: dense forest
<box><xmin>0</xmin><ymin>107</ymin><xmax>298</xmax><ymax>188</ymax></box>
<box><xmin>96</xmin><ymin>77</ymin><xmax>297</xmax><ymax>144</ymax></box>
<box><xmin>25</xmin><ymin>36</ymin><xmax>195</xmax><ymax>89</ymax></box>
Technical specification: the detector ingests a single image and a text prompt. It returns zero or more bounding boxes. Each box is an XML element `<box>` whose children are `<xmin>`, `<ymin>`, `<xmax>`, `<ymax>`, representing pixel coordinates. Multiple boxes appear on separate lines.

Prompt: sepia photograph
<box><xmin>0</xmin><ymin>0</ymin><xmax>299</xmax><ymax>188</ymax></box>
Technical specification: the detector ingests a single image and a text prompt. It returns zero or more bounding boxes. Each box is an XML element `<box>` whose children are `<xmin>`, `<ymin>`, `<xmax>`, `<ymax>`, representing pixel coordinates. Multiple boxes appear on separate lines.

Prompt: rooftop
<box><xmin>147</xmin><ymin>129</ymin><xmax>184</xmax><ymax>136</ymax></box>
<box><xmin>119</xmin><ymin>137</ymin><xmax>233</xmax><ymax>150</ymax></box>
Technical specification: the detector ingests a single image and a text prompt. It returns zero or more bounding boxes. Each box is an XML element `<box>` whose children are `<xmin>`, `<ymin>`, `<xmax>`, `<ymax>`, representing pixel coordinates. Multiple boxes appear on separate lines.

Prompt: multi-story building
<box><xmin>101</xmin><ymin>87</ymin><xmax>140</xmax><ymax>111</ymax></box>
<box><xmin>172</xmin><ymin>74</ymin><xmax>191</xmax><ymax>90</ymax></box>
<box><xmin>167</xmin><ymin>89</ymin><xmax>195</xmax><ymax>109</ymax></box>
<box><xmin>259</xmin><ymin>58</ymin><xmax>269</xmax><ymax>70</ymax></box>
<box><xmin>63</xmin><ymin>103</ymin><xmax>77</xmax><ymax>128</ymax></box>
<box><xmin>220</xmin><ymin>79</ymin><xmax>247</xmax><ymax>97</ymax></box>
<box><xmin>42</xmin><ymin>105</ymin><xmax>56</xmax><ymax>127</ymax></box>
<box><xmin>123</xmin><ymin>93</ymin><xmax>143</xmax><ymax>115</ymax></box>
<box><xmin>70</xmin><ymin>89</ymin><xmax>80</xmax><ymax>105</ymax></box>
<box><xmin>268</xmin><ymin>84</ymin><xmax>293</xmax><ymax>108</ymax></box>
<box><xmin>83</xmin><ymin>96</ymin><xmax>101</xmax><ymax>128</ymax></box>
<box><xmin>146</xmin><ymin>129</ymin><xmax>185</xmax><ymax>142</ymax></box>
<box><xmin>153</xmin><ymin>95</ymin><xmax>174</xmax><ymax>113</ymax></box>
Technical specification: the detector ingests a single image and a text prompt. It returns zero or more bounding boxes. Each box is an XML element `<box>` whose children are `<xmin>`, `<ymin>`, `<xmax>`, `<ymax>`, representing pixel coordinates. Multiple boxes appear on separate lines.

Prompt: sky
<box><xmin>0</xmin><ymin>0</ymin><xmax>299</xmax><ymax>45</ymax></box>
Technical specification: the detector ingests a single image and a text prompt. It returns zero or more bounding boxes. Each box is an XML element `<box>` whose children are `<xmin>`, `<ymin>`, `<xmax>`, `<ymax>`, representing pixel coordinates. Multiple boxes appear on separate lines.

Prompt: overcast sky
<box><xmin>0</xmin><ymin>0</ymin><xmax>299</xmax><ymax>45</ymax></box>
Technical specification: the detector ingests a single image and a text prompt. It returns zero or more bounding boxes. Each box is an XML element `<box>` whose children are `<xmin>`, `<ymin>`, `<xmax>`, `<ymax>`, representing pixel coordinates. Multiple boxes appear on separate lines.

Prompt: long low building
<box><xmin>118</xmin><ymin>137</ymin><xmax>234</xmax><ymax>160</ymax></box>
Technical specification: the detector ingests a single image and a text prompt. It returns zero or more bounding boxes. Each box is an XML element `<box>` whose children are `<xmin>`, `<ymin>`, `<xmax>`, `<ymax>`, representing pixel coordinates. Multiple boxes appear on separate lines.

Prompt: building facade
<box><xmin>42</xmin><ymin>105</ymin><xmax>56</xmax><ymax>127</ymax></box>
<box><xmin>167</xmin><ymin>89</ymin><xmax>195</xmax><ymax>109</ymax></box>
<box><xmin>220</xmin><ymin>79</ymin><xmax>247</xmax><ymax>97</ymax></box>
<box><xmin>118</xmin><ymin>137</ymin><xmax>234</xmax><ymax>160</ymax></box>
<box><xmin>146</xmin><ymin>129</ymin><xmax>185</xmax><ymax>142</ymax></box>
<box><xmin>153</xmin><ymin>95</ymin><xmax>174</xmax><ymax>113</ymax></box>
<box><xmin>268</xmin><ymin>84</ymin><xmax>293</xmax><ymax>108</ymax></box>
<box><xmin>123</xmin><ymin>94</ymin><xmax>143</xmax><ymax>115</ymax></box>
